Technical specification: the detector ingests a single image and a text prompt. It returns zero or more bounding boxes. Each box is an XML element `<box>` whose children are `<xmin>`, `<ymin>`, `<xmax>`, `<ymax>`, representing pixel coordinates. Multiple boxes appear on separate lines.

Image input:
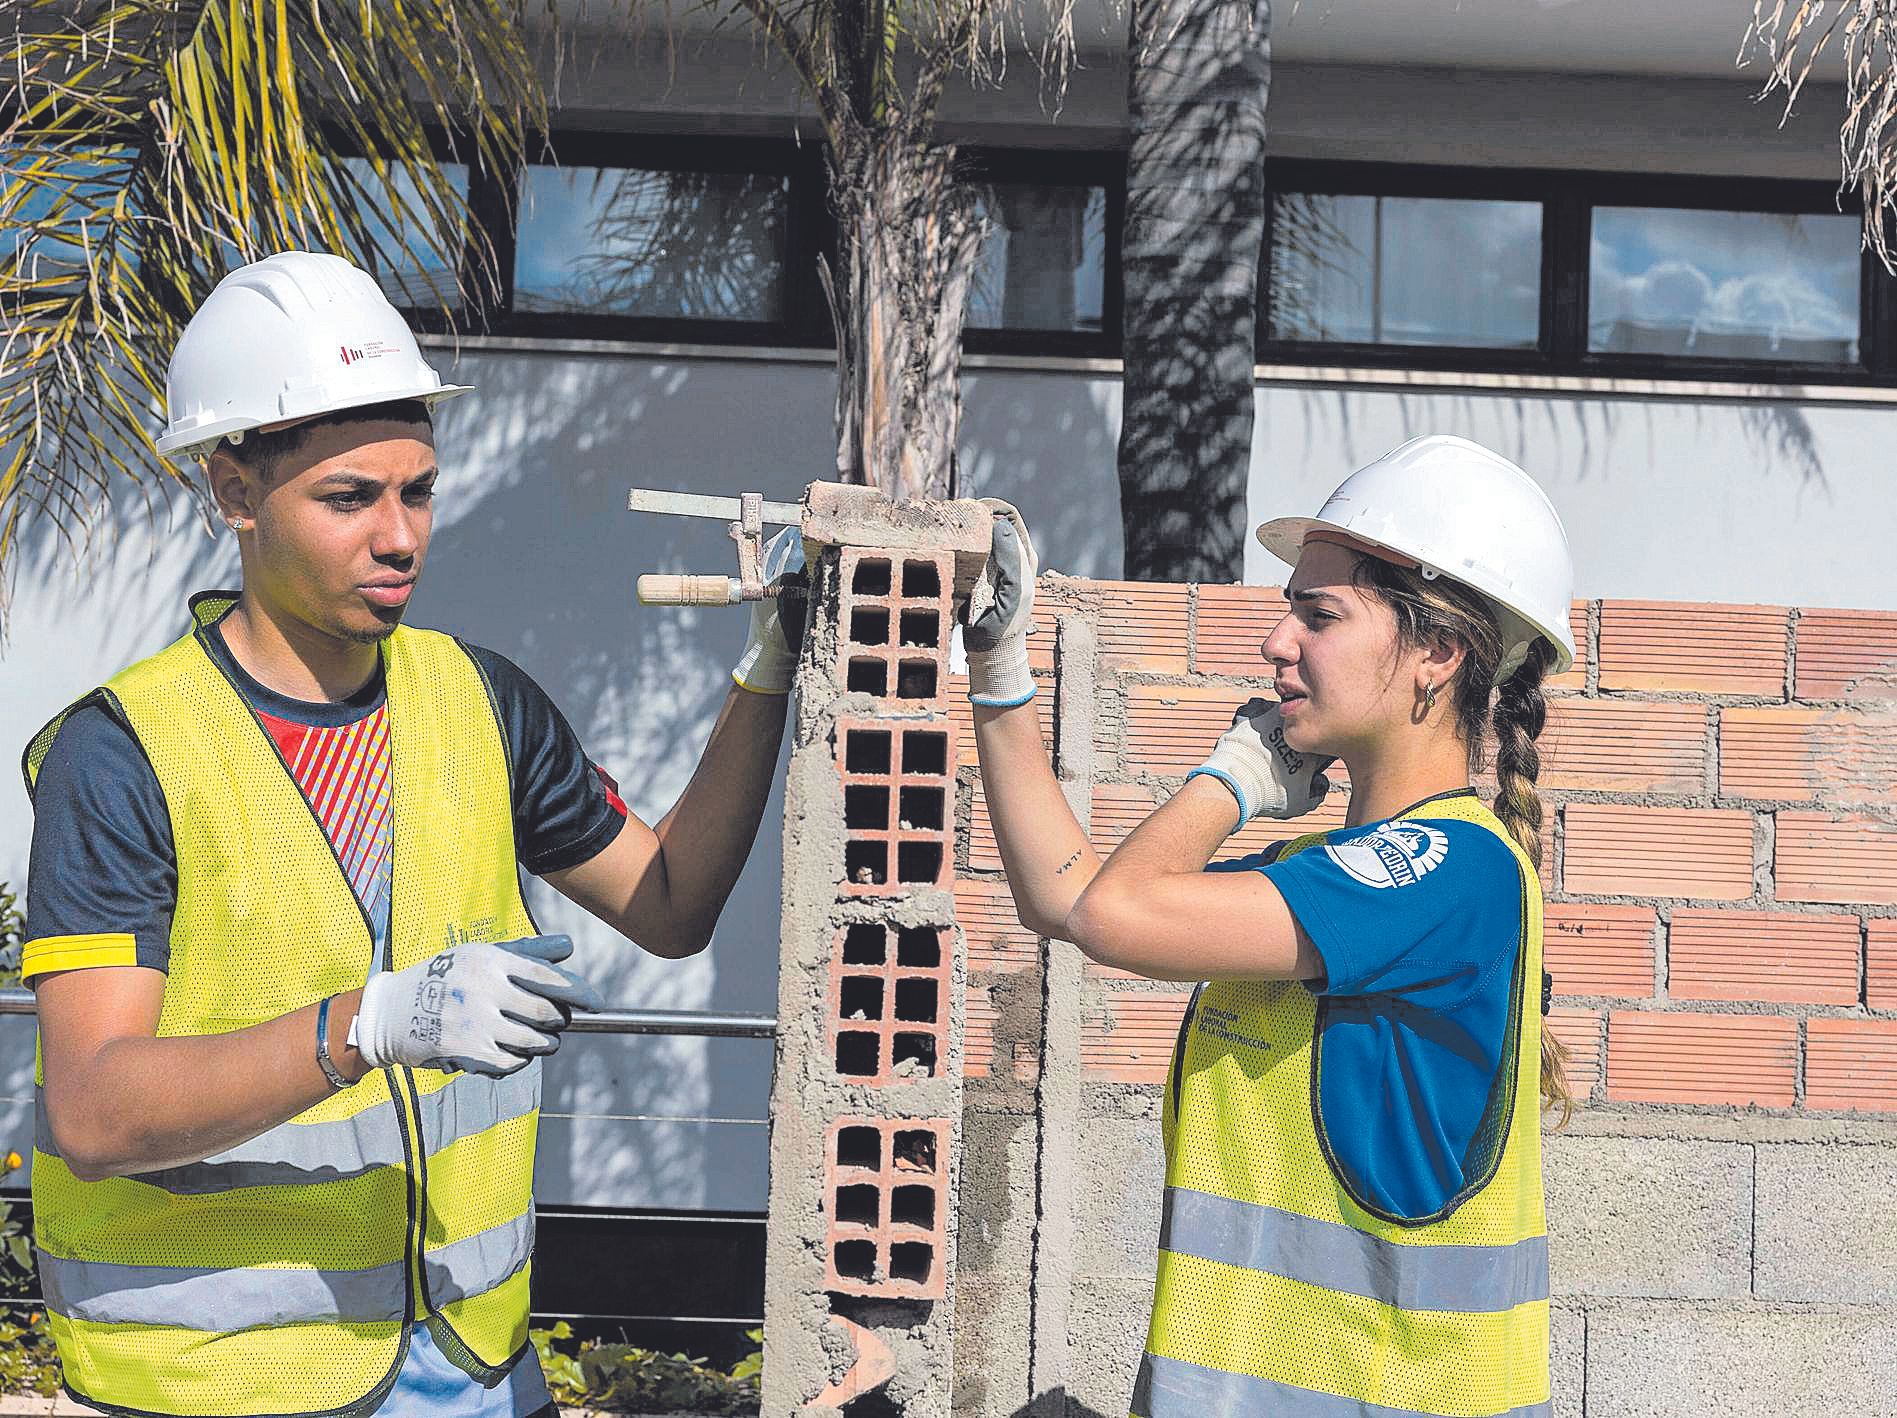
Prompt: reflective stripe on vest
<box><xmin>1158</xmin><ymin>1186</ymin><xmax>1549</xmax><ymax>1314</ymax></box>
<box><xmin>38</xmin><ymin>1209</ymin><xmax>533</xmax><ymax>1329</ymax></box>
<box><xmin>1139</xmin><ymin>796</ymin><xmax>1551</xmax><ymax>1418</ymax></box>
<box><xmin>1133</xmin><ymin>1353</ymin><xmax>1555</xmax><ymax>1418</ymax></box>
<box><xmin>32</xmin><ymin>1065</ymin><xmax>539</xmax><ymax>1196</ymax></box>
<box><xmin>23</xmin><ymin>597</ymin><xmax>540</xmax><ymax>1418</ymax></box>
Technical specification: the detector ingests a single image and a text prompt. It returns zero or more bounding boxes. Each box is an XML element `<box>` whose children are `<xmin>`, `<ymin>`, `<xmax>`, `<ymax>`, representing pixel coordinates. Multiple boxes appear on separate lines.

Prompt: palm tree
<box><xmin>1114</xmin><ymin>0</ymin><xmax>1269</xmax><ymax>582</ymax></box>
<box><xmin>1</xmin><ymin>0</ymin><xmax>1082</xmax><ymax>598</ymax></box>
<box><xmin>1746</xmin><ymin>0</ymin><xmax>1897</xmax><ymax>269</ymax></box>
<box><xmin>0</xmin><ymin>0</ymin><xmax>545</xmax><ymax>588</ymax></box>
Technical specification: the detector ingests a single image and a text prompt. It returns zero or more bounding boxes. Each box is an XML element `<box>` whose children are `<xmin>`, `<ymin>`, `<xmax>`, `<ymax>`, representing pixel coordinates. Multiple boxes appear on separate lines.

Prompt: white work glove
<box><xmin>1186</xmin><ymin>698</ymin><xmax>1334</xmax><ymax>833</ymax></box>
<box><xmin>962</xmin><ymin>501</ymin><xmax>1037</xmax><ymax>706</ymax></box>
<box><xmin>732</xmin><ymin>527</ymin><xmax>808</xmax><ymax>694</ymax></box>
<box><xmin>353</xmin><ymin>934</ymin><xmax>604</xmax><ymax>1078</ymax></box>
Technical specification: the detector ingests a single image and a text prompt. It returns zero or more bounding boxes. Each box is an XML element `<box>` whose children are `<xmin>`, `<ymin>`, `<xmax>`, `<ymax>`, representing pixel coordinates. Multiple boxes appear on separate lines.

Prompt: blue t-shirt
<box><xmin>1213</xmin><ymin>790</ymin><xmax>1529</xmax><ymax>1222</ymax></box>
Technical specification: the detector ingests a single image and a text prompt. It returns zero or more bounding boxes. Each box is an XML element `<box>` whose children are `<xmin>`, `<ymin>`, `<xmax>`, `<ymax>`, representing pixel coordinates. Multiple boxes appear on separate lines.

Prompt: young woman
<box><xmin>966</xmin><ymin>435</ymin><xmax>1575</xmax><ymax>1418</ymax></box>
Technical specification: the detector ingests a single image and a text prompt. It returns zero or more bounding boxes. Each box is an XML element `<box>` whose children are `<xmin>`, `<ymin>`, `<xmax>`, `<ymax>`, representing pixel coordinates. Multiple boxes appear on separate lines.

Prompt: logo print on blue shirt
<box><xmin>1324</xmin><ymin>821</ymin><xmax>1449</xmax><ymax>889</ymax></box>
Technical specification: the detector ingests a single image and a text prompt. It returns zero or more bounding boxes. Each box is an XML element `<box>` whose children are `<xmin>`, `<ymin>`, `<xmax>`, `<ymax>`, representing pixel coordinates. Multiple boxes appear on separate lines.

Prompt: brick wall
<box><xmin>951</xmin><ymin>582</ymin><xmax>1897</xmax><ymax>1417</ymax></box>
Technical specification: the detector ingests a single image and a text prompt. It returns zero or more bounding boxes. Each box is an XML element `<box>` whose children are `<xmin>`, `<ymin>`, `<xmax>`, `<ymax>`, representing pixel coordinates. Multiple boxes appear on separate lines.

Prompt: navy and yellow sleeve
<box><xmin>21</xmin><ymin>703</ymin><xmax>175</xmax><ymax>981</ymax></box>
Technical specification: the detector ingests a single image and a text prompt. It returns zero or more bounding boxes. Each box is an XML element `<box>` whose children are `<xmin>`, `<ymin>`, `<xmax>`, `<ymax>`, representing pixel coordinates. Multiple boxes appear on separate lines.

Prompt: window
<box><xmin>1268</xmin><ymin>193</ymin><xmax>1541</xmax><ymax>350</ymax></box>
<box><xmin>514</xmin><ymin>164</ymin><xmax>791</xmax><ymax>322</ymax></box>
<box><xmin>966</xmin><ymin>182</ymin><xmax>1108</xmax><ymax>333</ymax></box>
<box><xmin>336</xmin><ymin>157</ymin><xmax>469</xmax><ymax>312</ymax></box>
<box><xmin>1588</xmin><ymin>206</ymin><xmax>1860</xmax><ymax>364</ymax></box>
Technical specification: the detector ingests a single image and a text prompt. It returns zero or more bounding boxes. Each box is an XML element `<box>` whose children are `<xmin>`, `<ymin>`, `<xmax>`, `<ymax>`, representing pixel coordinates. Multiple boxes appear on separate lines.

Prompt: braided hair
<box><xmin>1350</xmin><ymin>556</ymin><xmax>1574</xmax><ymax>1126</ymax></box>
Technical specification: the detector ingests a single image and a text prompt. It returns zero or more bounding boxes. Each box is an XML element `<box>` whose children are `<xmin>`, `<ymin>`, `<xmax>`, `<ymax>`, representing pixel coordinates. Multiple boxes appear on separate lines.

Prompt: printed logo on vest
<box><xmin>1324</xmin><ymin>821</ymin><xmax>1449</xmax><ymax>889</ymax></box>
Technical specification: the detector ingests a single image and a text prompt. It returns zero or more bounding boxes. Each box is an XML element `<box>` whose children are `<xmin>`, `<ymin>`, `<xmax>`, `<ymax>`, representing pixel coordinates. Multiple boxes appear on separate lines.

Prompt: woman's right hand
<box><xmin>1188</xmin><ymin>698</ymin><xmax>1334</xmax><ymax>831</ymax></box>
<box><xmin>963</xmin><ymin>501</ymin><xmax>1037</xmax><ymax>707</ymax></box>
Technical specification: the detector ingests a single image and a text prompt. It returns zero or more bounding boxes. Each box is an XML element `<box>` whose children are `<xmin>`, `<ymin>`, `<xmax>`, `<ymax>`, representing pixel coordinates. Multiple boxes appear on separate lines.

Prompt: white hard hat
<box><xmin>156</xmin><ymin>251</ymin><xmax>472</xmax><ymax>461</ymax></box>
<box><xmin>1256</xmin><ymin>434</ymin><xmax>1577</xmax><ymax>680</ymax></box>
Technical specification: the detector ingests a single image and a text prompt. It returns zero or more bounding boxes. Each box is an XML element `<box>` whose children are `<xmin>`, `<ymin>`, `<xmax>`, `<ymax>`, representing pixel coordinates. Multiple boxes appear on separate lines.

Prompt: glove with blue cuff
<box><xmin>1187</xmin><ymin>698</ymin><xmax>1334</xmax><ymax>833</ymax></box>
<box><xmin>733</xmin><ymin>526</ymin><xmax>809</xmax><ymax>695</ymax></box>
<box><xmin>352</xmin><ymin>934</ymin><xmax>605</xmax><ymax>1078</ymax></box>
<box><xmin>963</xmin><ymin>501</ymin><xmax>1038</xmax><ymax>706</ymax></box>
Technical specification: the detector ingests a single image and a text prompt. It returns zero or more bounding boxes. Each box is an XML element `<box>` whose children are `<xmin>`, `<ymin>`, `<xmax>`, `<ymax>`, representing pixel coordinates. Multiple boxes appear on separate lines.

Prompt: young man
<box><xmin>19</xmin><ymin>252</ymin><xmax>801</xmax><ymax>1418</ymax></box>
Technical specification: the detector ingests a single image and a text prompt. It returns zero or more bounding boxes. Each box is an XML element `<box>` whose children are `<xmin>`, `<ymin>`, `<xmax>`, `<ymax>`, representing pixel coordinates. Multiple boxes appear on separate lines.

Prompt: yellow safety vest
<box><xmin>22</xmin><ymin>593</ymin><xmax>541</xmax><ymax>1418</ymax></box>
<box><xmin>1135</xmin><ymin>795</ymin><xmax>1550</xmax><ymax>1418</ymax></box>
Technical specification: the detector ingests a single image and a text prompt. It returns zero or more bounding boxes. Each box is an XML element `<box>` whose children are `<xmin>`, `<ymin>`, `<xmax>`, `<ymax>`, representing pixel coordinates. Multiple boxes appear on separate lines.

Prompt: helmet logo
<box><xmin>340</xmin><ymin>344</ymin><xmax>365</xmax><ymax>365</ymax></box>
<box><xmin>339</xmin><ymin>339</ymin><xmax>394</xmax><ymax>367</ymax></box>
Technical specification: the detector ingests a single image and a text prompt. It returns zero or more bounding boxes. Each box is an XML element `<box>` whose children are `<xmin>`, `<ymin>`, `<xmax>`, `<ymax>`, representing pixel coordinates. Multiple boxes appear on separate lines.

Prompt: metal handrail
<box><xmin>0</xmin><ymin>988</ymin><xmax>775</xmax><ymax>1039</ymax></box>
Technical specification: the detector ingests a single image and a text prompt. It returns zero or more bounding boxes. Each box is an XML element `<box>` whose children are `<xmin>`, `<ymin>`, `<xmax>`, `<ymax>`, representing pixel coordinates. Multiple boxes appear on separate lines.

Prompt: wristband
<box><xmin>315</xmin><ymin>994</ymin><xmax>352</xmax><ymax>1091</ymax></box>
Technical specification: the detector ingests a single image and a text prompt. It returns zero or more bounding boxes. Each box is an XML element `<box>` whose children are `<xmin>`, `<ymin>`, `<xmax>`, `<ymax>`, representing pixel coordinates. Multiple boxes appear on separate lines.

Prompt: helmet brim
<box><xmin>156</xmin><ymin>380</ymin><xmax>475</xmax><ymax>461</ymax></box>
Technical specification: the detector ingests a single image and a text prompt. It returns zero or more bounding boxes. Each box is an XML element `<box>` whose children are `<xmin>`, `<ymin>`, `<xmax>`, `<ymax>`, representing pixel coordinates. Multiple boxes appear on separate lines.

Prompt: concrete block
<box><xmin>1756</xmin><ymin>1143</ymin><xmax>1897</xmax><ymax>1302</ymax></box>
<box><xmin>952</xmin><ymin>1274</ymin><xmax>1032</xmax><ymax>1418</ymax></box>
<box><xmin>1544</xmin><ymin>1135</ymin><xmax>1753</xmax><ymax>1299</ymax></box>
<box><xmin>1584</xmin><ymin>1301</ymin><xmax>1897</xmax><ymax>1416</ymax></box>
<box><xmin>1071</xmin><ymin>1117</ymin><xmax>1166</xmax><ymax>1279</ymax></box>
<box><xmin>1550</xmin><ymin>1304</ymin><xmax>1585</xmax><ymax>1418</ymax></box>
<box><xmin>955</xmin><ymin>1110</ymin><xmax>1038</xmax><ymax>1274</ymax></box>
<box><xmin>1064</xmin><ymin>1276</ymin><xmax>1153</xmax><ymax>1418</ymax></box>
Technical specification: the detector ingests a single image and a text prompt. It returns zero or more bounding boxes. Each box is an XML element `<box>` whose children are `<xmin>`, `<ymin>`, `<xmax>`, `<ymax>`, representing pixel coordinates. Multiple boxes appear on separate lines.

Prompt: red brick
<box><xmin>837</xmin><ymin>548</ymin><xmax>953</xmax><ymax>704</ymax></box>
<box><xmin>829</xmin><ymin>923</ymin><xmax>953</xmax><ymax>1085</ymax></box>
<box><xmin>1606</xmin><ymin>1011</ymin><xmax>1797</xmax><ymax>1107</ymax></box>
<box><xmin>837</xmin><ymin>720</ymin><xmax>955</xmax><ymax>896</ymax></box>
<box><xmin>954</xmin><ymin>878</ymin><xmax>1038</xmax><ymax>973</ymax></box>
<box><xmin>1598</xmin><ymin>601</ymin><xmax>1790</xmax><ymax>697</ymax></box>
<box><xmin>1124</xmin><ymin>683</ymin><xmax>1262</xmax><ymax>774</ymax></box>
<box><xmin>1081</xmin><ymin>988</ymin><xmax>1193</xmax><ymax>1082</ymax></box>
<box><xmin>1869</xmin><ymin>920</ymin><xmax>1897</xmax><ymax>1011</ymax></box>
<box><xmin>1090</xmin><ymin>783</ymin><xmax>1158</xmax><ymax>853</ymax></box>
<box><xmin>1776</xmin><ymin>813</ymin><xmax>1897</xmax><ymax>906</ymax></box>
<box><xmin>967</xmin><ymin>779</ymin><xmax>1001</xmax><ymax>873</ymax></box>
<box><xmin>1545</xmin><ymin>1008</ymin><xmax>1603</xmax><ymax>1098</ymax></box>
<box><xmin>1718</xmin><ymin>705</ymin><xmax>1897</xmax><ymax>805</ymax></box>
<box><xmin>948</xmin><ymin>681</ymin><xmax>1054</xmax><ymax>767</ymax></box>
<box><xmin>1547</xmin><ymin>602</ymin><xmax>1592</xmax><ymax>693</ymax></box>
<box><xmin>1541</xmin><ymin>699</ymin><xmax>1708</xmax><ymax>794</ymax></box>
<box><xmin>1095</xmin><ymin>581</ymin><xmax>1191</xmax><ymax>673</ymax></box>
<box><xmin>1193</xmin><ymin>585</ymin><xmax>1288</xmax><ymax>678</ymax></box>
<box><xmin>1562</xmin><ymin>805</ymin><xmax>1755</xmax><ymax>901</ymax></box>
<box><xmin>1794</xmin><ymin>609</ymin><xmax>1897</xmax><ymax>701</ymax></box>
<box><xmin>1544</xmin><ymin>903</ymin><xmax>1656</xmax><ymax>998</ymax></box>
<box><xmin>1805</xmin><ymin>1017</ymin><xmax>1897</xmax><ymax>1112</ymax></box>
<box><xmin>825</xmin><ymin>1118</ymin><xmax>951</xmax><ymax>1299</ymax></box>
<box><xmin>1668</xmin><ymin>909</ymin><xmax>1860</xmax><ymax>1005</ymax></box>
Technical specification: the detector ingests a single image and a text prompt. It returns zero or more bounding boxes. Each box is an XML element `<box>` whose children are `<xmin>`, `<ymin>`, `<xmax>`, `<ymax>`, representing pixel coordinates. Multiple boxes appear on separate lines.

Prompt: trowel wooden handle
<box><xmin>637</xmin><ymin>574</ymin><xmax>741</xmax><ymax>606</ymax></box>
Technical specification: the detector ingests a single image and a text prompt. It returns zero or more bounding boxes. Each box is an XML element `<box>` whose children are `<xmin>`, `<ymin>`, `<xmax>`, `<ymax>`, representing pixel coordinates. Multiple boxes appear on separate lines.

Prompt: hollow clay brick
<box><xmin>1544</xmin><ymin>902</ymin><xmax>1657</xmax><ymax>998</ymax></box>
<box><xmin>1794</xmin><ymin>609</ymin><xmax>1897</xmax><ymax>701</ymax></box>
<box><xmin>1081</xmin><ymin>989</ymin><xmax>1194</xmax><ymax>1083</ymax></box>
<box><xmin>1598</xmin><ymin>601</ymin><xmax>1790</xmax><ymax>697</ymax></box>
<box><xmin>1093</xmin><ymin>581</ymin><xmax>1191</xmax><ymax>674</ymax></box>
<box><xmin>1606</xmin><ymin>1011</ymin><xmax>1797</xmax><ymax>1107</ymax></box>
<box><xmin>1805</xmin><ymin>1017</ymin><xmax>1897</xmax><ymax>1112</ymax></box>
<box><xmin>823</xmin><ymin>1117</ymin><xmax>952</xmax><ymax>1299</ymax></box>
<box><xmin>1776</xmin><ymin>813</ymin><xmax>1897</xmax><ymax>906</ymax></box>
<box><xmin>828</xmin><ymin>922</ymin><xmax>954</xmax><ymax>1086</ymax></box>
<box><xmin>1542</xmin><ymin>699</ymin><xmax>1708</xmax><ymax>794</ymax></box>
<box><xmin>1668</xmin><ymin>908</ymin><xmax>1860</xmax><ymax>1005</ymax></box>
<box><xmin>1193</xmin><ymin>585</ymin><xmax>1288</xmax><ymax>678</ymax></box>
<box><xmin>1562</xmin><ymin>804</ymin><xmax>1755</xmax><ymax>901</ymax></box>
<box><xmin>1546</xmin><ymin>1007</ymin><xmax>1604</xmax><ymax>1097</ymax></box>
<box><xmin>836</xmin><ymin>719</ymin><xmax>956</xmax><ymax>897</ymax></box>
<box><xmin>1718</xmin><ymin>705</ymin><xmax>1897</xmax><ymax>806</ymax></box>
<box><xmin>1868</xmin><ymin>920</ymin><xmax>1897</xmax><ymax>1011</ymax></box>
<box><xmin>954</xmin><ymin>878</ymin><xmax>1038</xmax><ymax>974</ymax></box>
<box><xmin>837</xmin><ymin>547</ymin><xmax>953</xmax><ymax>705</ymax></box>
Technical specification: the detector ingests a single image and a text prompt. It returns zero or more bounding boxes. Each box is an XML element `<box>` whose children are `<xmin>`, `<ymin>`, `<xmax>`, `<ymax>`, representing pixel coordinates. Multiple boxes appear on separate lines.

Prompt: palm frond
<box><xmin>1743</xmin><ymin>0</ymin><xmax>1896</xmax><ymax>266</ymax></box>
<box><xmin>0</xmin><ymin>0</ymin><xmax>548</xmax><ymax>599</ymax></box>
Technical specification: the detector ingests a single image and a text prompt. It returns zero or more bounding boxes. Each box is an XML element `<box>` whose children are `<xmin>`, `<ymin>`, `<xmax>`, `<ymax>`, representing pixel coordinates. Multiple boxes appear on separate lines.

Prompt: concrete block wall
<box><xmin>945</xmin><ymin>582</ymin><xmax>1897</xmax><ymax>1418</ymax></box>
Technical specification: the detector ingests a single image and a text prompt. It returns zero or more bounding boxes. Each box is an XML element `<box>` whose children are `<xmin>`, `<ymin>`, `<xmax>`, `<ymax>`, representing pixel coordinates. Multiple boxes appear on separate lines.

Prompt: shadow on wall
<box><xmin>425</xmin><ymin>347</ymin><xmax>838</xmax><ymax>1210</ymax></box>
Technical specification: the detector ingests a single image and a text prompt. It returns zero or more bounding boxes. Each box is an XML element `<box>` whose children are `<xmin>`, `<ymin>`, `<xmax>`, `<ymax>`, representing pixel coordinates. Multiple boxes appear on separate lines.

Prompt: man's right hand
<box><xmin>353</xmin><ymin>934</ymin><xmax>604</xmax><ymax>1077</ymax></box>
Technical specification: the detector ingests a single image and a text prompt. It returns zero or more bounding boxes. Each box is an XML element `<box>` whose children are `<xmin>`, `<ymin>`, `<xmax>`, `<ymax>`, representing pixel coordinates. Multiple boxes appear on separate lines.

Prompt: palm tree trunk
<box><xmin>825</xmin><ymin>117</ymin><xmax>984</xmax><ymax>500</ymax></box>
<box><xmin>1116</xmin><ymin>0</ymin><xmax>1270</xmax><ymax>581</ymax></box>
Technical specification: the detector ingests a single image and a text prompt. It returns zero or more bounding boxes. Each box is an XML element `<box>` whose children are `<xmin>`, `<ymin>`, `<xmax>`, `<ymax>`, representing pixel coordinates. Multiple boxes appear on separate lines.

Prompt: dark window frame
<box><xmin>1260</xmin><ymin>158</ymin><xmax>1879</xmax><ymax>386</ymax></box>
